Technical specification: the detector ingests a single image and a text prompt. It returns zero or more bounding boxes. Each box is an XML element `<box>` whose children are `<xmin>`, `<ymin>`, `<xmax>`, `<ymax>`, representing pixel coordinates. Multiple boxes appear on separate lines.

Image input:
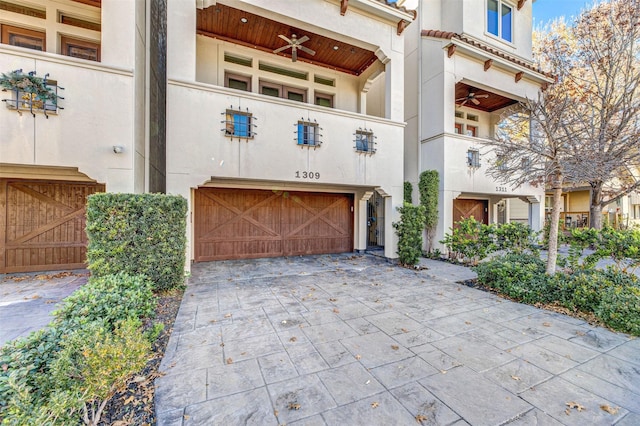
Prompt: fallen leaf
<box><xmin>274</xmin><ymin>410</ymin><xmax>279</xmax><ymax>416</ymax></box>
<box><xmin>288</xmin><ymin>403</ymin><xmax>301</xmax><ymax>410</ymax></box>
<box><xmin>464</xmin><ymin>321</ymin><xmax>472</xmax><ymax>325</ymax></box>
<box><xmin>511</xmin><ymin>375</ymin><xmax>521</xmax><ymax>381</ymax></box>
<box><xmin>391</xmin><ymin>345</ymin><xmax>399</xmax><ymax>350</ymax></box>
<box><xmin>401</xmin><ymin>328</ymin><xmax>409</xmax><ymax>333</ymax></box>
<box><xmin>333</xmin><ymin>308</ymin><xmax>340</xmax><ymax>314</ymax></box>
<box><xmin>226</xmin><ymin>358</ymin><xmax>233</xmax><ymax>364</ymax></box>
<box><xmin>415</xmin><ymin>414</ymin><xmax>428</xmax><ymax>423</ymax></box>
<box><xmin>440</xmin><ymin>370</ymin><xmax>447</xmax><ymax>374</ymax></box>
<box><xmin>600</xmin><ymin>405</ymin><xmax>619</xmax><ymax>415</ymax></box>
<box><xmin>355</xmin><ymin>354</ymin><xmax>362</xmax><ymax>360</ymax></box>
<box><xmin>220</xmin><ymin>343</ymin><xmax>225</xmax><ymax>347</ymax></box>
<box><xmin>566</xmin><ymin>401</ymin><xmax>586</xmax><ymax>412</ymax></box>
<box><xmin>542</xmin><ymin>322</ymin><xmax>552</xmax><ymax>327</ymax></box>
<box><xmin>224</xmin><ymin>313</ymin><xmax>232</xmax><ymax>318</ymax></box>
<box><xmin>371</xmin><ymin>402</ymin><xmax>379</xmax><ymax>408</ymax></box>
<box><xmin>329</xmin><ymin>298</ymin><xmax>337</xmax><ymax>302</ymax></box>
<box><xmin>241</xmin><ymin>352</ymin><xmax>246</xmax><ymax>356</ymax></box>
<box><xmin>183</xmin><ymin>415</ymin><xmax>190</xmax><ymax>420</ymax></box>
<box><xmin>289</xmin><ymin>337</ymin><xmax>297</xmax><ymax>342</ymax></box>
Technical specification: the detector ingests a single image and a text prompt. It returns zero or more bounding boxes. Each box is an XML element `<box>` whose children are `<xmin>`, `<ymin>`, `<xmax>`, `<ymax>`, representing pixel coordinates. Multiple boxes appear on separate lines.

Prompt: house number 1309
<box><xmin>295</xmin><ymin>171</ymin><xmax>320</xmax><ymax>179</ymax></box>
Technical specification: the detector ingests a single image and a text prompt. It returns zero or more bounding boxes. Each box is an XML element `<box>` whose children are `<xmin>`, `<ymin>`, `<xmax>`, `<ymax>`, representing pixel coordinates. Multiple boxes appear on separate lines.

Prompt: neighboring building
<box><xmin>0</xmin><ymin>0</ymin><xmax>414</xmax><ymax>273</ymax></box>
<box><xmin>403</xmin><ymin>0</ymin><xmax>554</xmax><ymax>250</ymax></box>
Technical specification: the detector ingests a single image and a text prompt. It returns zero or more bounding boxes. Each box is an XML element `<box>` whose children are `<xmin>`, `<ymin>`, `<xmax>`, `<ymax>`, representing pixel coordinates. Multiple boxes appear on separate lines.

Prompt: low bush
<box><xmin>596</xmin><ymin>286</ymin><xmax>640</xmax><ymax>335</ymax></box>
<box><xmin>440</xmin><ymin>217</ymin><xmax>497</xmax><ymax>265</ymax></box>
<box><xmin>476</xmin><ymin>255</ymin><xmax>640</xmax><ymax>336</ymax></box>
<box><xmin>0</xmin><ymin>273</ymin><xmax>157</xmax><ymax>425</ymax></box>
<box><xmin>54</xmin><ymin>272</ymin><xmax>155</xmax><ymax>328</ymax></box>
<box><xmin>86</xmin><ymin>193</ymin><xmax>188</xmax><ymax>291</ymax></box>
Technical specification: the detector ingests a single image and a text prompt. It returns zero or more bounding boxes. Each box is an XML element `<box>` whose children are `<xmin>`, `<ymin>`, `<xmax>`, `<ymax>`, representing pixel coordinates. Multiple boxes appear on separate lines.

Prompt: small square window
<box><xmin>315</xmin><ymin>93</ymin><xmax>334</xmax><ymax>108</ymax></box>
<box><xmin>225</xmin><ymin>72</ymin><xmax>251</xmax><ymax>92</ymax></box>
<box><xmin>224</xmin><ymin>109</ymin><xmax>253</xmax><ymax>138</ymax></box>
<box><xmin>466</xmin><ymin>125</ymin><xmax>478</xmax><ymax>137</ymax></box>
<box><xmin>1</xmin><ymin>25</ymin><xmax>45</xmax><ymax>51</ymax></box>
<box><xmin>61</xmin><ymin>36</ymin><xmax>100</xmax><ymax>61</ymax></box>
<box><xmin>297</xmin><ymin>121</ymin><xmax>320</xmax><ymax>147</ymax></box>
<box><xmin>455</xmin><ymin>111</ymin><xmax>464</xmax><ymax>119</ymax></box>
<box><xmin>467</xmin><ymin>150</ymin><xmax>481</xmax><ymax>167</ymax></box>
<box><xmin>355</xmin><ymin>130</ymin><xmax>376</xmax><ymax>153</ymax></box>
<box><xmin>454</xmin><ymin>123</ymin><xmax>463</xmax><ymax>134</ymax></box>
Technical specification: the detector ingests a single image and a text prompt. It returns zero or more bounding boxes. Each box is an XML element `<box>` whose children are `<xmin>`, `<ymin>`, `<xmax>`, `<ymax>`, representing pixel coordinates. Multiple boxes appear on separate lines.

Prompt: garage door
<box><xmin>194</xmin><ymin>188</ymin><xmax>354</xmax><ymax>261</ymax></box>
<box><xmin>0</xmin><ymin>179</ymin><xmax>105</xmax><ymax>273</ymax></box>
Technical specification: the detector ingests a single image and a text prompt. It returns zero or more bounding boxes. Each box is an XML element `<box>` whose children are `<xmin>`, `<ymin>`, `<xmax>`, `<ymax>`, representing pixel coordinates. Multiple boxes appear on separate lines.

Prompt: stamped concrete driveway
<box><xmin>155</xmin><ymin>254</ymin><xmax>640</xmax><ymax>426</ymax></box>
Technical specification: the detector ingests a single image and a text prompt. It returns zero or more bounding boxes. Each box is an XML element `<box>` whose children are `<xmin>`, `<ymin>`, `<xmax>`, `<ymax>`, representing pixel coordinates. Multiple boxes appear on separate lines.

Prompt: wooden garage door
<box><xmin>195</xmin><ymin>188</ymin><xmax>353</xmax><ymax>261</ymax></box>
<box><xmin>0</xmin><ymin>179</ymin><xmax>105</xmax><ymax>273</ymax></box>
<box><xmin>453</xmin><ymin>199</ymin><xmax>489</xmax><ymax>227</ymax></box>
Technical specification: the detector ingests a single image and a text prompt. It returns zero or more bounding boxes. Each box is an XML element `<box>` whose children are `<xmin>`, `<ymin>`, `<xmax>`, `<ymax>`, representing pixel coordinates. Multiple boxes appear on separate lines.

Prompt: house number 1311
<box><xmin>295</xmin><ymin>171</ymin><xmax>320</xmax><ymax>179</ymax></box>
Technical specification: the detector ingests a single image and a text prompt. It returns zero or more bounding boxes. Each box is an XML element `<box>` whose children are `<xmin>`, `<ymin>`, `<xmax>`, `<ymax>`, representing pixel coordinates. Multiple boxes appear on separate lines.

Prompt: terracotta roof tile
<box><xmin>421</xmin><ymin>29</ymin><xmax>552</xmax><ymax>78</ymax></box>
<box><xmin>376</xmin><ymin>0</ymin><xmax>417</xmax><ymax>19</ymax></box>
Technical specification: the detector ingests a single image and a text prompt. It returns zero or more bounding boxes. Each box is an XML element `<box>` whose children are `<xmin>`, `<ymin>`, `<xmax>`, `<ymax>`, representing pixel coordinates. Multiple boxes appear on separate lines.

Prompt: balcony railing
<box><xmin>545</xmin><ymin>211</ymin><xmax>590</xmax><ymax>230</ymax></box>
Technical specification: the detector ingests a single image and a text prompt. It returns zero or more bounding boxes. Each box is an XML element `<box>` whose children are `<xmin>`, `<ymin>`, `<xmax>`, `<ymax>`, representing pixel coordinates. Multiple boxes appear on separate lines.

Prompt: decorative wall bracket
<box><xmin>0</xmin><ymin>69</ymin><xmax>64</xmax><ymax>118</ymax></box>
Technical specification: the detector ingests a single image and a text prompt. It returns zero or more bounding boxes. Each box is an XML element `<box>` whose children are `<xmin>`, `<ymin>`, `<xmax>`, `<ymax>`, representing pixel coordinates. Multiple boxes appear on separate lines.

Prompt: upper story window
<box><xmin>487</xmin><ymin>0</ymin><xmax>513</xmax><ymax>43</ymax></box>
<box><xmin>225</xmin><ymin>72</ymin><xmax>251</xmax><ymax>92</ymax></box>
<box><xmin>61</xmin><ymin>36</ymin><xmax>100</xmax><ymax>62</ymax></box>
<box><xmin>355</xmin><ymin>129</ymin><xmax>376</xmax><ymax>154</ymax></box>
<box><xmin>467</xmin><ymin>149</ymin><xmax>481</xmax><ymax>168</ymax></box>
<box><xmin>261</xmin><ymin>81</ymin><xmax>307</xmax><ymax>102</ymax></box>
<box><xmin>1</xmin><ymin>25</ymin><xmax>45</xmax><ymax>51</ymax></box>
<box><xmin>315</xmin><ymin>92</ymin><xmax>333</xmax><ymax>108</ymax></box>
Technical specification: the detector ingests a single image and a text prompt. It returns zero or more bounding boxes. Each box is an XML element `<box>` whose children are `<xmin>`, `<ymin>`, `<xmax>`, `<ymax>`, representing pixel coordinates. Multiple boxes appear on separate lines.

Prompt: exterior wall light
<box><xmin>113</xmin><ymin>145</ymin><xmax>124</xmax><ymax>154</ymax></box>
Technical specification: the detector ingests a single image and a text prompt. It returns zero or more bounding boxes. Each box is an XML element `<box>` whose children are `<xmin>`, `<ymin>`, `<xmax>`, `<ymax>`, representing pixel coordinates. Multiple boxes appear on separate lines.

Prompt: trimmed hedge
<box><xmin>393</xmin><ymin>202</ymin><xmax>426</xmax><ymax>266</ymax></box>
<box><xmin>86</xmin><ymin>193</ymin><xmax>187</xmax><ymax>291</ymax></box>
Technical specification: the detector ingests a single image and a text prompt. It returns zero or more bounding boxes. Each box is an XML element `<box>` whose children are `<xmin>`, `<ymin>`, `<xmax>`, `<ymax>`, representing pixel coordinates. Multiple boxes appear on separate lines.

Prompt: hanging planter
<box><xmin>0</xmin><ymin>69</ymin><xmax>63</xmax><ymax>117</ymax></box>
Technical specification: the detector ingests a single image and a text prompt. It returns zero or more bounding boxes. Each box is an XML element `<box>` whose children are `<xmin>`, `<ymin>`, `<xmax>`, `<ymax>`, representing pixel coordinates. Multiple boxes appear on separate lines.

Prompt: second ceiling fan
<box><xmin>456</xmin><ymin>90</ymin><xmax>489</xmax><ymax>107</ymax></box>
<box><xmin>273</xmin><ymin>34</ymin><xmax>316</xmax><ymax>62</ymax></box>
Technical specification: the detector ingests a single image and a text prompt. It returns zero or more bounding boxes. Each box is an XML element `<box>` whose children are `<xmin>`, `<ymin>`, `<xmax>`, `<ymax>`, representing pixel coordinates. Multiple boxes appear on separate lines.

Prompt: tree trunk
<box><xmin>589</xmin><ymin>183</ymin><xmax>604</xmax><ymax>229</ymax></box>
<box><xmin>546</xmin><ymin>176</ymin><xmax>564</xmax><ymax>275</ymax></box>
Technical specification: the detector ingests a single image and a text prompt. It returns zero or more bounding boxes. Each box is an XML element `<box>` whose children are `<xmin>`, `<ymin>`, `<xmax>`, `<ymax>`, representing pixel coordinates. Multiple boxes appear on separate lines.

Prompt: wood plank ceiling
<box><xmin>455</xmin><ymin>82</ymin><xmax>518</xmax><ymax>112</ymax></box>
<box><xmin>197</xmin><ymin>3</ymin><xmax>378</xmax><ymax>76</ymax></box>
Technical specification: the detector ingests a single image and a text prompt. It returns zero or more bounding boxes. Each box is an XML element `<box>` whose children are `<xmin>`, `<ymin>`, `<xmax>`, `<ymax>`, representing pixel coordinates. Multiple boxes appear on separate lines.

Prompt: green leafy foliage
<box><xmin>596</xmin><ymin>285</ymin><xmax>640</xmax><ymax>335</ymax></box>
<box><xmin>403</xmin><ymin>181</ymin><xmax>413</xmax><ymax>204</ymax></box>
<box><xmin>475</xmin><ymin>254</ymin><xmax>640</xmax><ymax>336</ymax></box>
<box><xmin>86</xmin><ymin>193</ymin><xmax>188</xmax><ymax>291</ymax></box>
<box><xmin>418</xmin><ymin>171</ymin><xmax>439</xmax><ymax>252</ymax></box>
<box><xmin>393</xmin><ymin>202</ymin><xmax>426</xmax><ymax>266</ymax></box>
<box><xmin>494</xmin><ymin>222</ymin><xmax>540</xmax><ymax>254</ymax></box>
<box><xmin>440</xmin><ymin>217</ymin><xmax>497</xmax><ymax>265</ymax></box>
<box><xmin>0</xmin><ymin>273</ymin><xmax>157</xmax><ymax>425</ymax></box>
<box><xmin>54</xmin><ymin>273</ymin><xmax>155</xmax><ymax>328</ymax></box>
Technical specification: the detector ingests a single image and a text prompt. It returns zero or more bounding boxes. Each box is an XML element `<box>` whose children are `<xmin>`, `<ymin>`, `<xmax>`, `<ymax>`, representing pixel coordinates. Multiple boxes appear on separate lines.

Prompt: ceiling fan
<box><xmin>273</xmin><ymin>34</ymin><xmax>316</xmax><ymax>62</ymax></box>
<box><xmin>456</xmin><ymin>90</ymin><xmax>489</xmax><ymax>107</ymax></box>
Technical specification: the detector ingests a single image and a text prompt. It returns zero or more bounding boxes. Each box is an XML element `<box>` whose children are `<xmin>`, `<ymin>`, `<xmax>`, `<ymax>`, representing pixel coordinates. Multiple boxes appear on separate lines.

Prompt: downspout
<box><xmin>417</xmin><ymin>5</ymin><xmax>422</xmax><ymax>182</ymax></box>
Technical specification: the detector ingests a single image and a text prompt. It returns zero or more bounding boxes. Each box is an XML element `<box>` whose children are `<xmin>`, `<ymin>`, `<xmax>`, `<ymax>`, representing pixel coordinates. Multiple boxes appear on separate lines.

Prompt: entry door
<box><xmin>452</xmin><ymin>199</ymin><xmax>488</xmax><ymax>226</ymax></box>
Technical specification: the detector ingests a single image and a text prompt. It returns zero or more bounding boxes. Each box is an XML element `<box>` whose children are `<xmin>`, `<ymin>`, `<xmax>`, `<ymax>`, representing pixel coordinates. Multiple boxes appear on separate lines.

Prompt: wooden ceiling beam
<box><xmin>340</xmin><ymin>0</ymin><xmax>348</xmax><ymax>16</ymax></box>
<box><xmin>517</xmin><ymin>0</ymin><xmax>526</xmax><ymax>10</ymax></box>
<box><xmin>397</xmin><ymin>20</ymin><xmax>409</xmax><ymax>35</ymax></box>
<box><xmin>447</xmin><ymin>44</ymin><xmax>456</xmax><ymax>58</ymax></box>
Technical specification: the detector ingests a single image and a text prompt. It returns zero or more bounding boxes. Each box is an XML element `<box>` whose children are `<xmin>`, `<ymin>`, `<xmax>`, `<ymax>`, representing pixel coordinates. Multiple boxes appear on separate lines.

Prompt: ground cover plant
<box><xmin>471</xmin><ymin>225</ymin><xmax>640</xmax><ymax>336</ymax></box>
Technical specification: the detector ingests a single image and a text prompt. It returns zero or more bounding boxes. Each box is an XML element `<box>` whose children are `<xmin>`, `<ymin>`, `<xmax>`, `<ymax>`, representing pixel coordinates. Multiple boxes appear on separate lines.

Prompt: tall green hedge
<box><xmin>393</xmin><ymin>202</ymin><xmax>426</xmax><ymax>266</ymax></box>
<box><xmin>419</xmin><ymin>170</ymin><xmax>439</xmax><ymax>251</ymax></box>
<box><xmin>86</xmin><ymin>193</ymin><xmax>187</xmax><ymax>291</ymax></box>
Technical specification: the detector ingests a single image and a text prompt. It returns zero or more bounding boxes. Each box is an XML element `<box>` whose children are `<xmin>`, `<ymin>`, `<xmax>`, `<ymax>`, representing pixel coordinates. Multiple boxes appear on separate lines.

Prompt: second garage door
<box><xmin>195</xmin><ymin>188</ymin><xmax>353</xmax><ymax>261</ymax></box>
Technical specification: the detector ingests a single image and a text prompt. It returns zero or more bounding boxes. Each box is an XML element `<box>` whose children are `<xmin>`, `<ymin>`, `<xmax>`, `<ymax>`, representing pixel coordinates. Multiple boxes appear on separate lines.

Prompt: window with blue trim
<box><xmin>297</xmin><ymin>120</ymin><xmax>320</xmax><ymax>147</ymax></box>
<box><xmin>224</xmin><ymin>109</ymin><xmax>253</xmax><ymax>139</ymax></box>
<box><xmin>355</xmin><ymin>129</ymin><xmax>376</xmax><ymax>154</ymax></box>
<box><xmin>487</xmin><ymin>0</ymin><xmax>513</xmax><ymax>43</ymax></box>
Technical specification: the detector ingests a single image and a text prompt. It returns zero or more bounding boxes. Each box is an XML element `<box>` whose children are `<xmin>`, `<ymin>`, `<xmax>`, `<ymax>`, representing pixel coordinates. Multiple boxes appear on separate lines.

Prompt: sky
<box><xmin>532</xmin><ymin>0</ymin><xmax>596</xmax><ymax>28</ymax></box>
